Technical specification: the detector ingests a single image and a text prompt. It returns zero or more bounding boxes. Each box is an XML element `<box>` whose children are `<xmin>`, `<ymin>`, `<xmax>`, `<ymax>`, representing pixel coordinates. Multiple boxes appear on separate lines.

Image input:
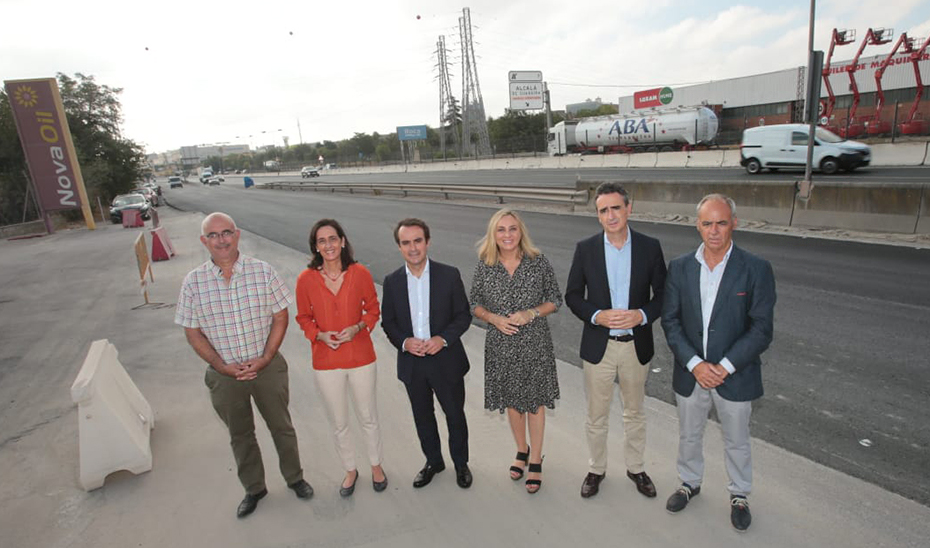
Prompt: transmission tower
<box><xmin>436</xmin><ymin>35</ymin><xmax>461</xmax><ymax>158</ymax></box>
<box><xmin>458</xmin><ymin>7</ymin><xmax>491</xmax><ymax>157</ymax></box>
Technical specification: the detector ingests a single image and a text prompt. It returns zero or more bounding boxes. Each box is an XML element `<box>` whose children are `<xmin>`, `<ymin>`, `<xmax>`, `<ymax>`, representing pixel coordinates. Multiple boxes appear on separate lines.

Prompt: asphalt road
<box><xmin>252</xmin><ymin>165</ymin><xmax>930</xmax><ymax>187</ymax></box>
<box><xmin>163</xmin><ymin>180</ymin><xmax>930</xmax><ymax>506</ymax></box>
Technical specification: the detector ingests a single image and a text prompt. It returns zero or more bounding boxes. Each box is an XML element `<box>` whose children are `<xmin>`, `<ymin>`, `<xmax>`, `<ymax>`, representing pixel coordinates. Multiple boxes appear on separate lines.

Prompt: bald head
<box><xmin>202</xmin><ymin>212</ymin><xmax>237</xmax><ymax>236</ymax></box>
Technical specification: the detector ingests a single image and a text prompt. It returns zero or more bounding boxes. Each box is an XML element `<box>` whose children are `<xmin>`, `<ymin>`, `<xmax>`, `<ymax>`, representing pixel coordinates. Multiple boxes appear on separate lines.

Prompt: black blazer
<box><xmin>381</xmin><ymin>259</ymin><xmax>472</xmax><ymax>385</ymax></box>
<box><xmin>661</xmin><ymin>245</ymin><xmax>776</xmax><ymax>402</ymax></box>
<box><xmin>565</xmin><ymin>229</ymin><xmax>667</xmax><ymax>365</ymax></box>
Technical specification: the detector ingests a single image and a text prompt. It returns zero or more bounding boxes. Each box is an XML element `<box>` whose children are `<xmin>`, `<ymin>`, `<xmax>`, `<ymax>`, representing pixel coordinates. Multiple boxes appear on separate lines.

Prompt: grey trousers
<box><xmin>675</xmin><ymin>387</ymin><xmax>752</xmax><ymax>497</ymax></box>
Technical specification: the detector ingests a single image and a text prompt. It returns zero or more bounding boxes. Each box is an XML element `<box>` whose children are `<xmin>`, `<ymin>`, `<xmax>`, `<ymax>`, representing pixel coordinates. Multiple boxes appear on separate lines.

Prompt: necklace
<box><xmin>322</xmin><ymin>268</ymin><xmax>343</xmax><ymax>282</ymax></box>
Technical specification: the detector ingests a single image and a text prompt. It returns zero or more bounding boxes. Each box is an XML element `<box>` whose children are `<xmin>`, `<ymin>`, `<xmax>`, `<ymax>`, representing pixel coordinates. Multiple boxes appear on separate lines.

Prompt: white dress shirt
<box><xmin>686</xmin><ymin>242</ymin><xmax>737</xmax><ymax>374</ymax></box>
<box><xmin>406</xmin><ymin>258</ymin><xmax>431</xmax><ymax>340</ymax></box>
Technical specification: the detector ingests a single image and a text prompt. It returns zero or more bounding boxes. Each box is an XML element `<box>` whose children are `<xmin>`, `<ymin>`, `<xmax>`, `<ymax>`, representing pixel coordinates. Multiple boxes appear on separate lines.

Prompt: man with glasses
<box><xmin>176</xmin><ymin>212</ymin><xmax>313</xmax><ymax>518</ymax></box>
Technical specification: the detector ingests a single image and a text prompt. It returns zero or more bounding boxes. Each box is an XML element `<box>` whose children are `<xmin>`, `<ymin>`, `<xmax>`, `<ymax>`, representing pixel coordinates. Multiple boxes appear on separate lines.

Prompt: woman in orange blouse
<box><xmin>296</xmin><ymin>219</ymin><xmax>387</xmax><ymax>496</ymax></box>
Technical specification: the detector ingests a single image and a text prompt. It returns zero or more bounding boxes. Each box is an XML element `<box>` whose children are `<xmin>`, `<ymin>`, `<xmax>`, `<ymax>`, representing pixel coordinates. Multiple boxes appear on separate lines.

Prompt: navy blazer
<box><xmin>381</xmin><ymin>259</ymin><xmax>471</xmax><ymax>385</ymax></box>
<box><xmin>565</xmin><ymin>229</ymin><xmax>667</xmax><ymax>365</ymax></box>
<box><xmin>661</xmin><ymin>245</ymin><xmax>776</xmax><ymax>402</ymax></box>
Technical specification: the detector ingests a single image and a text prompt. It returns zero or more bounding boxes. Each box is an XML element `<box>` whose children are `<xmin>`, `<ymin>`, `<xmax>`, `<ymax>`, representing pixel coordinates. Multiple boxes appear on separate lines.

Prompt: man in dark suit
<box><xmin>566</xmin><ymin>182</ymin><xmax>667</xmax><ymax>500</ymax></box>
<box><xmin>661</xmin><ymin>194</ymin><xmax>776</xmax><ymax>532</ymax></box>
<box><xmin>381</xmin><ymin>218</ymin><xmax>474</xmax><ymax>489</ymax></box>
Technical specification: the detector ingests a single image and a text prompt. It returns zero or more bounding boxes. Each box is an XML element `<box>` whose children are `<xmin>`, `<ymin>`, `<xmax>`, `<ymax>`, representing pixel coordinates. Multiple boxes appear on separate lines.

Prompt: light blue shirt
<box><xmin>685</xmin><ymin>242</ymin><xmax>736</xmax><ymax>374</ymax></box>
<box><xmin>406</xmin><ymin>258</ymin><xmax>431</xmax><ymax>340</ymax></box>
<box><xmin>591</xmin><ymin>229</ymin><xmax>646</xmax><ymax>336</ymax></box>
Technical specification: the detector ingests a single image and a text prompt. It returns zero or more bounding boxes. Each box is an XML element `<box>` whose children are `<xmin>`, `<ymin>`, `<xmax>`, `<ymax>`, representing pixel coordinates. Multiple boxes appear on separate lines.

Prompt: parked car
<box><xmin>133</xmin><ymin>186</ymin><xmax>160</xmax><ymax>206</ymax></box>
<box><xmin>109</xmin><ymin>193</ymin><xmax>151</xmax><ymax>224</ymax></box>
<box><xmin>301</xmin><ymin>166</ymin><xmax>321</xmax><ymax>178</ymax></box>
<box><xmin>739</xmin><ymin>124</ymin><xmax>871</xmax><ymax>175</ymax></box>
<box><xmin>168</xmin><ymin>176</ymin><xmax>183</xmax><ymax>188</ymax></box>
<box><xmin>143</xmin><ymin>181</ymin><xmax>162</xmax><ymax>196</ymax></box>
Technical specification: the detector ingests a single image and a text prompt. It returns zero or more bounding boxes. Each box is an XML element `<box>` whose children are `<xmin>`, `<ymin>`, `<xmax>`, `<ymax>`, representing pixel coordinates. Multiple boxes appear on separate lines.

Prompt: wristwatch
<box><xmin>531</xmin><ymin>308</ymin><xmax>540</xmax><ymax>319</ymax></box>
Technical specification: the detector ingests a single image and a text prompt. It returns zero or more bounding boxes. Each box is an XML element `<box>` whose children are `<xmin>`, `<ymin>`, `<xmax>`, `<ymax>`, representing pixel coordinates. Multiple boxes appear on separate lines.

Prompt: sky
<box><xmin>2</xmin><ymin>0</ymin><xmax>929</xmax><ymax>154</ymax></box>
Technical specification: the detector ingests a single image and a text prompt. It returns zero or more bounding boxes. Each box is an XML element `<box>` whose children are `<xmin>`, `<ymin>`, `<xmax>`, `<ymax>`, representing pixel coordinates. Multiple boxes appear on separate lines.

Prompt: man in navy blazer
<box><xmin>661</xmin><ymin>194</ymin><xmax>776</xmax><ymax>532</ymax></box>
<box><xmin>565</xmin><ymin>182</ymin><xmax>667</xmax><ymax>500</ymax></box>
<box><xmin>381</xmin><ymin>218</ymin><xmax>473</xmax><ymax>489</ymax></box>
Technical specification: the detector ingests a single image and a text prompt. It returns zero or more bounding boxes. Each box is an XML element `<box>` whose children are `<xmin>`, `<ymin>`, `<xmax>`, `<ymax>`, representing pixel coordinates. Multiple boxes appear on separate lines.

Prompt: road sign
<box><xmin>509</xmin><ymin>71</ymin><xmax>542</xmax><ymax>82</ymax></box>
<box><xmin>509</xmin><ymin>81</ymin><xmax>544</xmax><ymax>111</ymax></box>
<box><xmin>397</xmin><ymin>125</ymin><xmax>428</xmax><ymax>141</ymax></box>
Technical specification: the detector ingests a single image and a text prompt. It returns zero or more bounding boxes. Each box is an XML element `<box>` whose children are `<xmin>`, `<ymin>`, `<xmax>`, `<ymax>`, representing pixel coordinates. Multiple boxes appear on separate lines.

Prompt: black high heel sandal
<box><xmin>526</xmin><ymin>458</ymin><xmax>544</xmax><ymax>494</ymax></box>
<box><xmin>510</xmin><ymin>445</ymin><xmax>530</xmax><ymax>481</ymax></box>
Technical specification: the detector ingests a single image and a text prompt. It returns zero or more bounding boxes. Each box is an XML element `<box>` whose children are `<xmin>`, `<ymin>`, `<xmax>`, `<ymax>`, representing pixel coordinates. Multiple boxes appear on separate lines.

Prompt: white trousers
<box><xmin>314</xmin><ymin>362</ymin><xmax>383</xmax><ymax>471</ymax></box>
<box><xmin>583</xmin><ymin>339</ymin><xmax>649</xmax><ymax>475</ymax></box>
<box><xmin>675</xmin><ymin>387</ymin><xmax>753</xmax><ymax>497</ymax></box>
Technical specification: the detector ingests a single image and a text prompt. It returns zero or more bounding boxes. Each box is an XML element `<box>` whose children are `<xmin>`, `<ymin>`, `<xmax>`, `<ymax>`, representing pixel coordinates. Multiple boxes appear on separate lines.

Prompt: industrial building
<box><xmin>617</xmin><ymin>31</ymin><xmax>930</xmax><ymax>145</ymax></box>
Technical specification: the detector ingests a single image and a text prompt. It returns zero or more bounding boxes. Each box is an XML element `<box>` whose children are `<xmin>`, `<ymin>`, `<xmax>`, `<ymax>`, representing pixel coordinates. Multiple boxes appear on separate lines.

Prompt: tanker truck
<box><xmin>547</xmin><ymin>106</ymin><xmax>718</xmax><ymax>155</ymax></box>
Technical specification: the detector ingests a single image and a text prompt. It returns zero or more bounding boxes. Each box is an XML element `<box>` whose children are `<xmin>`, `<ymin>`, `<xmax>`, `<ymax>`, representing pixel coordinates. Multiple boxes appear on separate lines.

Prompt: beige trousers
<box><xmin>583</xmin><ymin>339</ymin><xmax>649</xmax><ymax>475</ymax></box>
<box><xmin>313</xmin><ymin>362</ymin><xmax>383</xmax><ymax>471</ymax></box>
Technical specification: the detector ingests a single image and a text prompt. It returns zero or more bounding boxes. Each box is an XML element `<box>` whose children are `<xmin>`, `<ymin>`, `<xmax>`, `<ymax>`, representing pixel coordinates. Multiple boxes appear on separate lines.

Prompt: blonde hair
<box><xmin>476</xmin><ymin>208</ymin><xmax>540</xmax><ymax>266</ymax></box>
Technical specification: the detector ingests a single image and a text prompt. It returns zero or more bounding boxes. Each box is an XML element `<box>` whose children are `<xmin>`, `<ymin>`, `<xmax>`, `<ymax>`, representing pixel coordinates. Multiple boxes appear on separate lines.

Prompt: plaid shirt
<box><xmin>175</xmin><ymin>254</ymin><xmax>293</xmax><ymax>364</ymax></box>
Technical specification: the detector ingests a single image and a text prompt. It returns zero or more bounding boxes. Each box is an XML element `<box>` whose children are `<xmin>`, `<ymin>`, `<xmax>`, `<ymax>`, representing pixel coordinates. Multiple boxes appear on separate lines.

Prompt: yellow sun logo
<box><xmin>14</xmin><ymin>85</ymin><xmax>39</xmax><ymax>108</ymax></box>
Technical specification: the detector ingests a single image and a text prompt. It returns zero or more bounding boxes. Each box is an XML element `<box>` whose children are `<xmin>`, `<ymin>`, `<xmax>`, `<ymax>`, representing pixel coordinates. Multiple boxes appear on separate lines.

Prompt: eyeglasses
<box><xmin>205</xmin><ymin>229</ymin><xmax>236</xmax><ymax>240</ymax></box>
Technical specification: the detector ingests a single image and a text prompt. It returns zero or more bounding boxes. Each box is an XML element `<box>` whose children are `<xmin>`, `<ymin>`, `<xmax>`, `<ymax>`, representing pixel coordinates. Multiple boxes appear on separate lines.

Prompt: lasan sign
<box><xmin>633</xmin><ymin>86</ymin><xmax>674</xmax><ymax>109</ymax></box>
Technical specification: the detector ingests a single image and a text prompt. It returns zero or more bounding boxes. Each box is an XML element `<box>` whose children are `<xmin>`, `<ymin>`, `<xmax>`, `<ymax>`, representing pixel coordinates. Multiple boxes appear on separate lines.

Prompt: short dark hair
<box><xmin>394</xmin><ymin>218</ymin><xmax>430</xmax><ymax>244</ymax></box>
<box><xmin>308</xmin><ymin>218</ymin><xmax>356</xmax><ymax>270</ymax></box>
<box><xmin>594</xmin><ymin>182</ymin><xmax>631</xmax><ymax>206</ymax></box>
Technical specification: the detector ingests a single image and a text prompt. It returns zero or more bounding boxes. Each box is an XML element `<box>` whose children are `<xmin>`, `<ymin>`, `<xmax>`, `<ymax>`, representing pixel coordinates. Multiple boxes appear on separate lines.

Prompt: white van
<box><xmin>739</xmin><ymin>124</ymin><xmax>871</xmax><ymax>175</ymax></box>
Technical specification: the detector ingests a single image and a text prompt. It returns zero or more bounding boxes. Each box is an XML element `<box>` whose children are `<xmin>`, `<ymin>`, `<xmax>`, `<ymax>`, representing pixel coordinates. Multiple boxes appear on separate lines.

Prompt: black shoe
<box><xmin>236</xmin><ymin>488</ymin><xmax>267</xmax><ymax>518</ymax></box>
<box><xmin>525</xmin><ymin>460</ymin><xmax>543</xmax><ymax>494</ymax></box>
<box><xmin>627</xmin><ymin>470</ymin><xmax>657</xmax><ymax>498</ymax></box>
<box><xmin>730</xmin><ymin>495</ymin><xmax>752</xmax><ymax>532</ymax></box>
<box><xmin>413</xmin><ymin>462</ymin><xmax>445</xmax><ymax>488</ymax></box>
<box><xmin>455</xmin><ymin>464</ymin><xmax>473</xmax><ymax>489</ymax></box>
<box><xmin>666</xmin><ymin>483</ymin><xmax>700</xmax><ymax>513</ymax></box>
<box><xmin>580</xmin><ymin>472</ymin><xmax>605</xmax><ymax>498</ymax></box>
<box><xmin>510</xmin><ymin>445</ymin><xmax>530</xmax><ymax>480</ymax></box>
<box><xmin>339</xmin><ymin>470</ymin><xmax>358</xmax><ymax>497</ymax></box>
<box><xmin>373</xmin><ymin>473</ymin><xmax>389</xmax><ymax>493</ymax></box>
<box><xmin>288</xmin><ymin>479</ymin><xmax>314</xmax><ymax>500</ymax></box>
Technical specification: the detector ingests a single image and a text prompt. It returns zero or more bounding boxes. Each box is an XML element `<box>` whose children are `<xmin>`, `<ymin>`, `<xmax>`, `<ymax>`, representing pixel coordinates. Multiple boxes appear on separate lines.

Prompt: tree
<box><xmin>0</xmin><ymin>73</ymin><xmax>146</xmax><ymax>225</ymax></box>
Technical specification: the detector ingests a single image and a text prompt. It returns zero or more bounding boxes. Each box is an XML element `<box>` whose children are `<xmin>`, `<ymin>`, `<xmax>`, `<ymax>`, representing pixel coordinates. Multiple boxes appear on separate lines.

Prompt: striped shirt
<box><xmin>175</xmin><ymin>254</ymin><xmax>293</xmax><ymax>364</ymax></box>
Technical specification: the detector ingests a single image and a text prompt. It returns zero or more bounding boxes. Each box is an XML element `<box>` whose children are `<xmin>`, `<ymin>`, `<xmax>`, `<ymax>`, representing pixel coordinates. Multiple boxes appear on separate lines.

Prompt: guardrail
<box><xmin>260</xmin><ymin>181</ymin><xmax>588</xmax><ymax>206</ymax></box>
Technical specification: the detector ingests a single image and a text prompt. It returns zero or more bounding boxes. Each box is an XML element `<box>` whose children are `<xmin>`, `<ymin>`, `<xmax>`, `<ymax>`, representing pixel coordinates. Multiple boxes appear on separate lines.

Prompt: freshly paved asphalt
<box><xmin>257</xmin><ymin>165</ymin><xmax>930</xmax><ymax>187</ymax></box>
<box><xmin>163</xmin><ymin>179</ymin><xmax>930</xmax><ymax>507</ymax></box>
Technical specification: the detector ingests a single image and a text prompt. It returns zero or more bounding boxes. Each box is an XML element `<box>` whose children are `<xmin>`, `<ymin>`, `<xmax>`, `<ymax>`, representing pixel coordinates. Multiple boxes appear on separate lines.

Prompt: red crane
<box><xmin>821</xmin><ymin>28</ymin><xmax>855</xmax><ymax>133</ymax></box>
<box><xmin>869</xmin><ymin>33</ymin><xmax>914</xmax><ymax>136</ymax></box>
<box><xmin>900</xmin><ymin>35</ymin><xmax>930</xmax><ymax>135</ymax></box>
<box><xmin>841</xmin><ymin>27</ymin><xmax>893</xmax><ymax>139</ymax></box>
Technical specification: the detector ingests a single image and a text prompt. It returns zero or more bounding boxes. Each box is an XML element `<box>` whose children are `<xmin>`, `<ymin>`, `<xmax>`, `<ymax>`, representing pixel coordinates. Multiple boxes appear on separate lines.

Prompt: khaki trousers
<box><xmin>313</xmin><ymin>362</ymin><xmax>383</xmax><ymax>471</ymax></box>
<box><xmin>205</xmin><ymin>353</ymin><xmax>304</xmax><ymax>495</ymax></box>
<box><xmin>583</xmin><ymin>339</ymin><xmax>648</xmax><ymax>475</ymax></box>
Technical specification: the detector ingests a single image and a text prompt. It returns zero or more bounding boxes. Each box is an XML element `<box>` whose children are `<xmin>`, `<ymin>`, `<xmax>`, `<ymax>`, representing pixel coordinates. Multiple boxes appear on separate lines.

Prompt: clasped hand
<box><xmin>490</xmin><ymin>310</ymin><xmax>534</xmax><ymax>336</ymax></box>
<box><xmin>595</xmin><ymin>309</ymin><xmax>643</xmax><ymax>330</ymax></box>
<box><xmin>693</xmin><ymin>361</ymin><xmax>729</xmax><ymax>389</ymax></box>
<box><xmin>403</xmin><ymin>336</ymin><xmax>445</xmax><ymax>357</ymax></box>
<box><xmin>220</xmin><ymin>355</ymin><xmax>271</xmax><ymax>381</ymax></box>
<box><xmin>317</xmin><ymin>324</ymin><xmax>362</xmax><ymax>350</ymax></box>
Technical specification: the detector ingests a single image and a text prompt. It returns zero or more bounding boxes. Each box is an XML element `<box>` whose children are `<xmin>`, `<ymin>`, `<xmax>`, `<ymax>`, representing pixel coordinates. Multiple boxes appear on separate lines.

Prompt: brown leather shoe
<box><xmin>627</xmin><ymin>470</ymin><xmax>657</xmax><ymax>498</ymax></box>
<box><xmin>580</xmin><ymin>472</ymin><xmax>605</xmax><ymax>498</ymax></box>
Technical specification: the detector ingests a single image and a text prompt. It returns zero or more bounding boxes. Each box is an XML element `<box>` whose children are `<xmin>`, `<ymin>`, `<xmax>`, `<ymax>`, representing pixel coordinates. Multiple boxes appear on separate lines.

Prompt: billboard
<box><xmin>397</xmin><ymin>125</ymin><xmax>428</xmax><ymax>141</ymax></box>
<box><xmin>633</xmin><ymin>87</ymin><xmax>674</xmax><ymax>109</ymax></box>
<box><xmin>4</xmin><ymin>78</ymin><xmax>87</xmax><ymax>212</ymax></box>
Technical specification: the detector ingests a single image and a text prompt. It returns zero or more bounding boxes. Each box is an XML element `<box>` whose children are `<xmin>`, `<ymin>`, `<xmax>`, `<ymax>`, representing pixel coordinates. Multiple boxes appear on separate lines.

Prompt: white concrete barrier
<box><xmin>602</xmin><ymin>154</ymin><xmax>631</xmax><ymax>168</ymax></box>
<box><xmin>628</xmin><ymin>153</ymin><xmax>658</xmax><ymax>168</ymax></box>
<box><xmin>871</xmin><ymin>142</ymin><xmax>928</xmax><ymax>166</ymax></box>
<box><xmin>538</xmin><ymin>157</ymin><xmax>562</xmax><ymax>169</ymax></box>
<box><xmin>579</xmin><ymin>155</ymin><xmax>605</xmax><ymax>168</ymax></box>
<box><xmin>720</xmin><ymin>149</ymin><xmax>742</xmax><ymax>167</ymax></box>
<box><xmin>655</xmin><ymin>151</ymin><xmax>690</xmax><ymax>168</ymax></box>
<box><xmin>686</xmin><ymin>150</ymin><xmax>724</xmax><ymax>167</ymax></box>
<box><xmin>70</xmin><ymin>339</ymin><xmax>154</xmax><ymax>491</ymax></box>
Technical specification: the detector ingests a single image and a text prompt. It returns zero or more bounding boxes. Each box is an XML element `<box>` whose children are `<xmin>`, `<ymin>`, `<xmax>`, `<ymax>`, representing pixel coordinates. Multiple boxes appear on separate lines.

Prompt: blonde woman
<box><xmin>469</xmin><ymin>209</ymin><xmax>561</xmax><ymax>494</ymax></box>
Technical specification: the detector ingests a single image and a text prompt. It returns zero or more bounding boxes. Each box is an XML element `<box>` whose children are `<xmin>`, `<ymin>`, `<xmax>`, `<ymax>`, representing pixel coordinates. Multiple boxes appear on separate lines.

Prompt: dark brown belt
<box><xmin>608</xmin><ymin>334</ymin><xmax>634</xmax><ymax>342</ymax></box>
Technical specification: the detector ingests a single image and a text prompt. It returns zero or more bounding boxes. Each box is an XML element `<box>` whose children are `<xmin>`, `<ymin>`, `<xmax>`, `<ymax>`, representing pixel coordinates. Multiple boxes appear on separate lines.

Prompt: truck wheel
<box><xmin>820</xmin><ymin>157</ymin><xmax>839</xmax><ymax>175</ymax></box>
<box><xmin>745</xmin><ymin>158</ymin><xmax>762</xmax><ymax>175</ymax></box>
